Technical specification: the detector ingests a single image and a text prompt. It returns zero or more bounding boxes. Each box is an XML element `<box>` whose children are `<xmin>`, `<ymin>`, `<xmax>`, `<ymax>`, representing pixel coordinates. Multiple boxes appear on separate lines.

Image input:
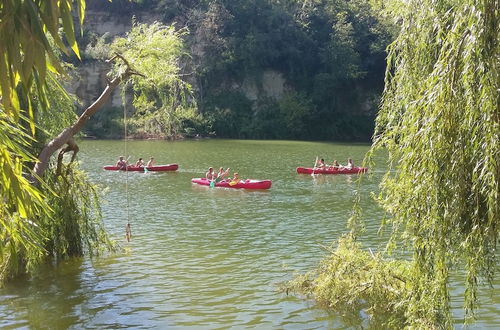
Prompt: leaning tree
<box><xmin>0</xmin><ymin>0</ymin><xmax>191</xmax><ymax>283</ymax></box>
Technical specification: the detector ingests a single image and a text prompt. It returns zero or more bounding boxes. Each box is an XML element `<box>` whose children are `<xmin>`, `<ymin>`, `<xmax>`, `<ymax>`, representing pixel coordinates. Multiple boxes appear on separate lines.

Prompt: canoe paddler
<box><xmin>215</xmin><ymin>167</ymin><xmax>230</xmax><ymax>182</ymax></box>
<box><xmin>146</xmin><ymin>157</ymin><xmax>154</xmax><ymax>167</ymax></box>
<box><xmin>315</xmin><ymin>158</ymin><xmax>326</xmax><ymax>169</ymax></box>
<box><xmin>229</xmin><ymin>172</ymin><xmax>240</xmax><ymax>186</ymax></box>
<box><xmin>206</xmin><ymin>167</ymin><xmax>216</xmax><ymax>180</ymax></box>
<box><xmin>345</xmin><ymin>158</ymin><xmax>353</xmax><ymax>170</ymax></box>
<box><xmin>135</xmin><ymin>158</ymin><xmax>145</xmax><ymax>167</ymax></box>
<box><xmin>116</xmin><ymin>156</ymin><xmax>128</xmax><ymax>170</ymax></box>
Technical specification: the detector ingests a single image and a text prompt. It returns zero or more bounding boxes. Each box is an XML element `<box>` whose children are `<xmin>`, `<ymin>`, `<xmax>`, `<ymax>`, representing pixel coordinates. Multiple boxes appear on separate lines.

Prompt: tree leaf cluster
<box><xmin>369</xmin><ymin>0</ymin><xmax>499</xmax><ymax>324</ymax></box>
<box><xmin>108</xmin><ymin>22</ymin><xmax>199</xmax><ymax>138</ymax></box>
<box><xmin>194</xmin><ymin>0</ymin><xmax>392</xmax><ymax>140</ymax></box>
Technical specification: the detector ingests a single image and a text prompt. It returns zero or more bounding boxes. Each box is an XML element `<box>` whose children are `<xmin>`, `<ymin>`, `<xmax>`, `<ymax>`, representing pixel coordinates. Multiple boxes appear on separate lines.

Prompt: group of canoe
<box><xmin>103</xmin><ymin>156</ymin><xmax>367</xmax><ymax>190</ymax></box>
<box><xmin>297</xmin><ymin>157</ymin><xmax>367</xmax><ymax>175</ymax></box>
<box><xmin>195</xmin><ymin>167</ymin><xmax>273</xmax><ymax>189</ymax></box>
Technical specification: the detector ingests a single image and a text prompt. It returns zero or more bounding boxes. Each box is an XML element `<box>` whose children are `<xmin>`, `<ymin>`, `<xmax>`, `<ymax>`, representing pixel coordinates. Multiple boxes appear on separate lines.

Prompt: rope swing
<box><xmin>122</xmin><ymin>89</ymin><xmax>132</xmax><ymax>242</ymax></box>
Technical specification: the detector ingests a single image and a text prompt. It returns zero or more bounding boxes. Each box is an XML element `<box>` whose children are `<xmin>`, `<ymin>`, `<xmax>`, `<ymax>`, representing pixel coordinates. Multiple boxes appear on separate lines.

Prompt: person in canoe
<box><xmin>345</xmin><ymin>158</ymin><xmax>354</xmax><ymax>170</ymax></box>
<box><xmin>229</xmin><ymin>172</ymin><xmax>241</xmax><ymax>186</ymax></box>
<box><xmin>216</xmin><ymin>167</ymin><xmax>230</xmax><ymax>182</ymax></box>
<box><xmin>146</xmin><ymin>157</ymin><xmax>154</xmax><ymax>167</ymax></box>
<box><xmin>135</xmin><ymin>158</ymin><xmax>145</xmax><ymax>167</ymax></box>
<box><xmin>331</xmin><ymin>160</ymin><xmax>341</xmax><ymax>169</ymax></box>
<box><xmin>315</xmin><ymin>158</ymin><xmax>327</xmax><ymax>169</ymax></box>
<box><xmin>116</xmin><ymin>156</ymin><xmax>128</xmax><ymax>170</ymax></box>
<box><xmin>206</xmin><ymin>167</ymin><xmax>216</xmax><ymax>180</ymax></box>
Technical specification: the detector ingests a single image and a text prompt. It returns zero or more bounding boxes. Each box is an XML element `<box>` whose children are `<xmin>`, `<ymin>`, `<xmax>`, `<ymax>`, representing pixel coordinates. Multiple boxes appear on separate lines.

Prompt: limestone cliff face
<box><xmin>240</xmin><ymin>71</ymin><xmax>287</xmax><ymax>101</ymax></box>
<box><xmin>73</xmin><ymin>9</ymin><xmax>162</xmax><ymax>110</ymax></box>
<box><xmin>70</xmin><ymin>62</ymin><xmax>117</xmax><ymax>108</ymax></box>
<box><xmin>73</xmin><ymin>9</ymin><xmax>289</xmax><ymax>111</ymax></box>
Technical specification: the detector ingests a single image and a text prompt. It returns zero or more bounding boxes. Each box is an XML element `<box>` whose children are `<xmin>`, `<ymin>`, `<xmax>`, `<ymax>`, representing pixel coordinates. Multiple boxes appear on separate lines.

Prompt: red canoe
<box><xmin>296</xmin><ymin>166</ymin><xmax>367</xmax><ymax>175</ymax></box>
<box><xmin>191</xmin><ymin>178</ymin><xmax>272</xmax><ymax>190</ymax></box>
<box><xmin>103</xmin><ymin>164</ymin><xmax>179</xmax><ymax>172</ymax></box>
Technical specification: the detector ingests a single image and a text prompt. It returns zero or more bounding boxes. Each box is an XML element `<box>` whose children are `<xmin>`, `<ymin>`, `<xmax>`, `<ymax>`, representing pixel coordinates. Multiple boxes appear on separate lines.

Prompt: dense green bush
<box><xmin>283</xmin><ymin>236</ymin><xmax>413</xmax><ymax>328</ymax></box>
<box><xmin>84</xmin><ymin>106</ymin><xmax>124</xmax><ymax>139</ymax></box>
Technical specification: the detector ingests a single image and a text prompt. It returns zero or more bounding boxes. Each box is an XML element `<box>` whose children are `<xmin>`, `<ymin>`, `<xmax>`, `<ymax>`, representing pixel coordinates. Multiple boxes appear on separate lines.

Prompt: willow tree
<box><xmin>111</xmin><ymin>23</ymin><xmax>197</xmax><ymax>139</ymax></box>
<box><xmin>286</xmin><ymin>0</ymin><xmax>499</xmax><ymax>327</ymax></box>
<box><xmin>0</xmin><ymin>0</ymin><xmax>86</xmax><ymax>283</ymax></box>
<box><xmin>372</xmin><ymin>0</ymin><xmax>499</xmax><ymax>325</ymax></box>
<box><xmin>1</xmin><ymin>0</ymin><xmax>191</xmax><ymax>283</ymax></box>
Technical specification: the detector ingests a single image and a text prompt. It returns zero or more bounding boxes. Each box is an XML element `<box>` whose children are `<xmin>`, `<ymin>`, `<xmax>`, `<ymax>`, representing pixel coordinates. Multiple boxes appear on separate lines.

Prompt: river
<box><xmin>0</xmin><ymin>139</ymin><xmax>498</xmax><ymax>328</ymax></box>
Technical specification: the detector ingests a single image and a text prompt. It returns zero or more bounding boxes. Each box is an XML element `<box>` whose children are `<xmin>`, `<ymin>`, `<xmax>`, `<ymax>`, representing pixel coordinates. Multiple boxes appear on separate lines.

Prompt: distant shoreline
<box><xmin>80</xmin><ymin>135</ymin><xmax>373</xmax><ymax>144</ymax></box>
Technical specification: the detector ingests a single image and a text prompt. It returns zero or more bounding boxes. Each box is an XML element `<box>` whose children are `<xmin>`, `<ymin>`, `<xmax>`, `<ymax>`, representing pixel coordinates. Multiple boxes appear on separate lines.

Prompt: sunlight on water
<box><xmin>0</xmin><ymin>139</ymin><xmax>497</xmax><ymax>328</ymax></box>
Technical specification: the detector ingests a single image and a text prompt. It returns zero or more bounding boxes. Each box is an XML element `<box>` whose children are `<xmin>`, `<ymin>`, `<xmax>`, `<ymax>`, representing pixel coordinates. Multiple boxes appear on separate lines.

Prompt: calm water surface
<box><xmin>0</xmin><ymin>139</ymin><xmax>498</xmax><ymax>328</ymax></box>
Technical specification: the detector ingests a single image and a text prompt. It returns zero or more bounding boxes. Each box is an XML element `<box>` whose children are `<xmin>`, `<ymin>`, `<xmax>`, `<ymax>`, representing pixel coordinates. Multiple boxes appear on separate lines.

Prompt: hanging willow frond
<box><xmin>368</xmin><ymin>0</ymin><xmax>499</xmax><ymax>325</ymax></box>
<box><xmin>0</xmin><ymin>0</ymin><xmax>83</xmax><ymax>123</ymax></box>
<box><xmin>0</xmin><ymin>0</ymin><xmax>85</xmax><ymax>284</ymax></box>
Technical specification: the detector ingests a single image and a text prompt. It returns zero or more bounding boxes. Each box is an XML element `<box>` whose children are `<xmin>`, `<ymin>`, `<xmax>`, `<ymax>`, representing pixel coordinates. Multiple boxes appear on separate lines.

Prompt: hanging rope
<box><xmin>123</xmin><ymin>88</ymin><xmax>132</xmax><ymax>242</ymax></box>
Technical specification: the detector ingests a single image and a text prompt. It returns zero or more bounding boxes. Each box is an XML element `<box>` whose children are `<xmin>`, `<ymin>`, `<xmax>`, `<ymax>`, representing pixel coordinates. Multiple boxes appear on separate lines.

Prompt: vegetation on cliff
<box><xmin>81</xmin><ymin>0</ymin><xmax>393</xmax><ymax>140</ymax></box>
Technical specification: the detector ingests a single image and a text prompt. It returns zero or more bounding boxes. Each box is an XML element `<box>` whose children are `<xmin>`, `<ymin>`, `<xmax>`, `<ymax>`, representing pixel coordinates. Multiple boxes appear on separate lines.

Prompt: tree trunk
<box><xmin>33</xmin><ymin>76</ymin><xmax>122</xmax><ymax>180</ymax></box>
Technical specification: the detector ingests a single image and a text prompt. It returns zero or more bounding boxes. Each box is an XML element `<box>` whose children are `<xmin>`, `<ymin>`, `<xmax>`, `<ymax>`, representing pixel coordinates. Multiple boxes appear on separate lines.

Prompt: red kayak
<box><xmin>296</xmin><ymin>166</ymin><xmax>367</xmax><ymax>175</ymax></box>
<box><xmin>191</xmin><ymin>178</ymin><xmax>272</xmax><ymax>190</ymax></box>
<box><xmin>103</xmin><ymin>164</ymin><xmax>178</xmax><ymax>172</ymax></box>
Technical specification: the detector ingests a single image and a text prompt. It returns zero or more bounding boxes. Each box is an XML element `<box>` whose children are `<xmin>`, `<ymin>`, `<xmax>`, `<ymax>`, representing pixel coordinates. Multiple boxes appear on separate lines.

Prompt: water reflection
<box><xmin>0</xmin><ymin>139</ymin><xmax>497</xmax><ymax>328</ymax></box>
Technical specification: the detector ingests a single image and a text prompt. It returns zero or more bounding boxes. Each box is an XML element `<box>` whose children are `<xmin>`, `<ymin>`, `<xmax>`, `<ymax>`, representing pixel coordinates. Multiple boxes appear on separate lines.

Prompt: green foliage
<box><xmin>366</xmin><ymin>0</ymin><xmax>499</xmax><ymax>325</ymax></box>
<box><xmin>79</xmin><ymin>0</ymin><xmax>393</xmax><ymax>140</ymax></box>
<box><xmin>278</xmin><ymin>93</ymin><xmax>314</xmax><ymax>138</ymax></box>
<box><xmin>0</xmin><ymin>0</ymin><xmax>84</xmax><ymax>121</ymax></box>
<box><xmin>35</xmin><ymin>74</ymin><xmax>79</xmax><ymax>140</ymax></box>
<box><xmin>84</xmin><ymin>106</ymin><xmax>124</xmax><ymax>139</ymax></box>
<box><xmin>41</xmin><ymin>164</ymin><xmax>115</xmax><ymax>259</ymax></box>
<box><xmin>83</xmin><ymin>32</ymin><xmax>112</xmax><ymax>61</ymax></box>
<box><xmin>283</xmin><ymin>236</ymin><xmax>413</xmax><ymax>329</ymax></box>
<box><xmin>0</xmin><ymin>114</ymin><xmax>48</xmax><ymax>283</ymax></box>
<box><xmin>111</xmin><ymin>22</ymin><xmax>187</xmax><ymax>87</ymax></box>
<box><xmin>0</xmin><ymin>0</ymin><xmax>86</xmax><ymax>284</ymax></box>
<box><xmin>194</xmin><ymin>0</ymin><xmax>392</xmax><ymax>140</ymax></box>
<box><xmin>0</xmin><ymin>0</ymin><xmax>116</xmax><ymax>284</ymax></box>
<box><xmin>205</xmin><ymin>91</ymin><xmax>253</xmax><ymax>138</ymax></box>
<box><xmin>247</xmin><ymin>93</ymin><xmax>315</xmax><ymax>139</ymax></box>
<box><xmin>82</xmin><ymin>21</ymin><xmax>209</xmax><ymax>138</ymax></box>
<box><xmin>108</xmin><ymin>22</ymin><xmax>208</xmax><ymax>138</ymax></box>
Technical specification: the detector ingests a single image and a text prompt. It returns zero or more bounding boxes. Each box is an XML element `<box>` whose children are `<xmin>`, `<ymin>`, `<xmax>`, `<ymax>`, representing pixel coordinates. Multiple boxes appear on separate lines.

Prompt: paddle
<box><xmin>312</xmin><ymin>156</ymin><xmax>318</xmax><ymax>176</ymax></box>
<box><xmin>208</xmin><ymin>169</ymin><xmax>216</xmax><ymax>187</ymax></box>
